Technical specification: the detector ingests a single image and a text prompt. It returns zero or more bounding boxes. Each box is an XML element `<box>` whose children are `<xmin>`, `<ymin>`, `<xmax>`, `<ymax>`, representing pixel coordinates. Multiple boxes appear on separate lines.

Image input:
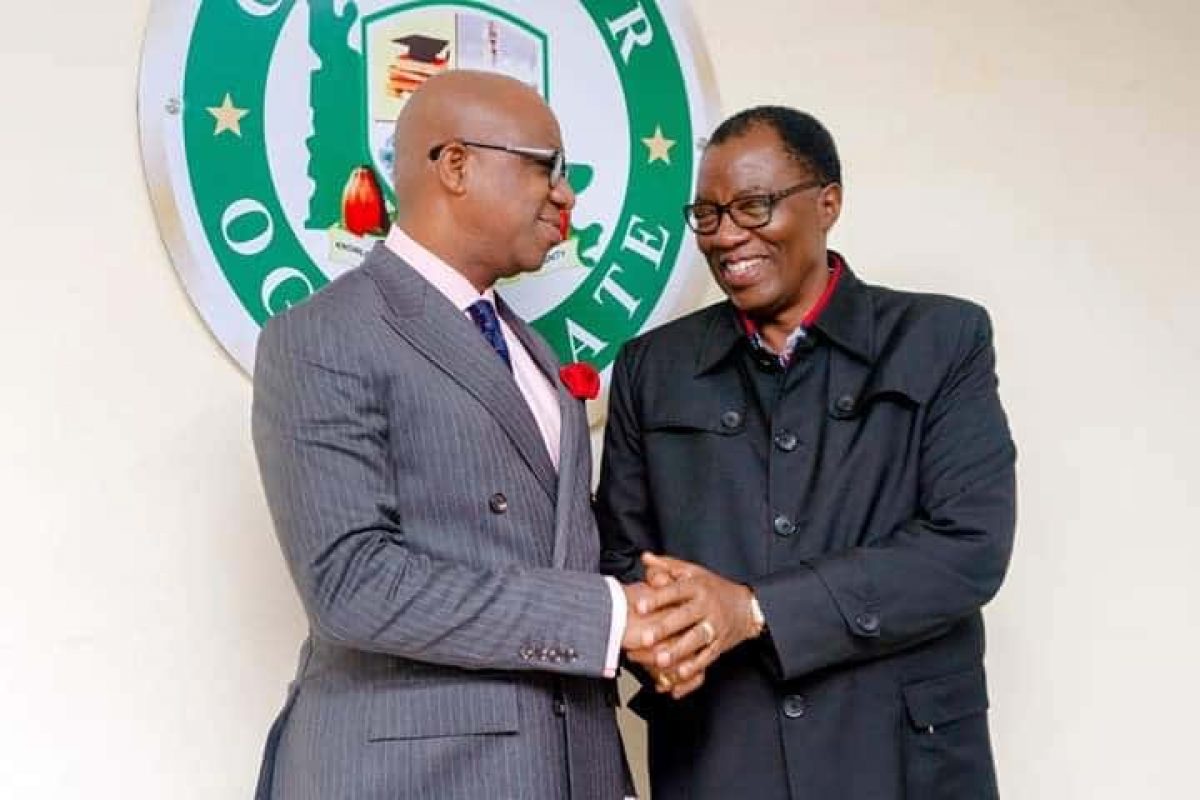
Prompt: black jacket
<box><xmin>597</xmin><ymin>263</ymin><xmax>1016</xmax><ymax>799</ymax></box>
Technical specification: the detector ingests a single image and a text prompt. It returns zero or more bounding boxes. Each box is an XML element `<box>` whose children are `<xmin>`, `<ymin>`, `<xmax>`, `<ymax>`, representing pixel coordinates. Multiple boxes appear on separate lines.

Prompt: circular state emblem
<box><xmin>139</xmin><ymin>0</ymin><xmax>719</xmax><ymax>384</ymax></box>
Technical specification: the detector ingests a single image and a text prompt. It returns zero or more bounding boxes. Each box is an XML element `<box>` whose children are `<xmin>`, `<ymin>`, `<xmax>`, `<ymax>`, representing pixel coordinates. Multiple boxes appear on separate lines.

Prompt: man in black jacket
<box><xmin>597</xmin><ymin>106</ymin><xmax>1016</xmax><ymax>799</ymax></box>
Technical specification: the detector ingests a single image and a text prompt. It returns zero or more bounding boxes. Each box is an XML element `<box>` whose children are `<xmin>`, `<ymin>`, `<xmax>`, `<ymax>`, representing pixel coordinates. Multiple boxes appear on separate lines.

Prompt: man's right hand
<box><xmin>621</xmin><ymin>581</ymin><xmax>694</xmax><ymax>650</ymax></box>
<box><xmin>633</xmin><ymin>565</ymin><xmax>706</xmax><ymax>695</ymax></box>
<box><xmin>619</xmin><ymin>580</ymin><xmax>709</xmax><ymax>699</ymax></box>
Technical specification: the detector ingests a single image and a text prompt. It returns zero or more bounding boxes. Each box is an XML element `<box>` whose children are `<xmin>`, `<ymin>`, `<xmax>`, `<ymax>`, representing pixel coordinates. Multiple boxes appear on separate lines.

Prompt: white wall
<box><xmin>2</xmin><ymin>1</ymin><xmax>1197</xmax><ymax>797</ymax></box>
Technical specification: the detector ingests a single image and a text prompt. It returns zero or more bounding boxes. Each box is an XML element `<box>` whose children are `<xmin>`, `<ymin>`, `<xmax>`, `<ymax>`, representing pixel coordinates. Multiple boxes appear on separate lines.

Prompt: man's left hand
<box><xmin>624</xmin><ymin>553</ymin><xmax>759</xmax><ymax>698</ymax></box>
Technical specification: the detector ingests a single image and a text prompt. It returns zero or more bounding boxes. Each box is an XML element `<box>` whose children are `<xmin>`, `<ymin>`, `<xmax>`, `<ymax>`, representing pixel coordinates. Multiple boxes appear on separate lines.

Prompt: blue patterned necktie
<box><xmin>467</xmin><ymin>298</ymin><xmax>512</xmax><ymax>371</ymax></box>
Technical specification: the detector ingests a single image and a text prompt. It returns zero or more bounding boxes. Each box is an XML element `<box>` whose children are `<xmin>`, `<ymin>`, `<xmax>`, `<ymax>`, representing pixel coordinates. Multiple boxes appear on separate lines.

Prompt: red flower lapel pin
<box><xmin>559</xmin><ymin>362</ymin><xmax>600</xmax><ymax>400</ymax></box>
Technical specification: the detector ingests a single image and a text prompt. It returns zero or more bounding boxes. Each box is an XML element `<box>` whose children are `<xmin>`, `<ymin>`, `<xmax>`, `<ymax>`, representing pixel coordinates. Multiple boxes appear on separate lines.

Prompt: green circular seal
<box><xmin>139</xmin><ymin>0</ymin><xmax>719</xmax><ymax>377</ymax></box>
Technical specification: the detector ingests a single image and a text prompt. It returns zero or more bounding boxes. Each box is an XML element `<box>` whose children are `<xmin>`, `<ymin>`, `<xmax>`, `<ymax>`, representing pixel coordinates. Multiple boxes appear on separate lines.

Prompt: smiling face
<box><xmin>462</xmin><ymin>88</ymin><xmax>575</xmax><ymax>281</ymax></box>
<box><xmin>694</xmin><ymin>124</ymin><xmax>842</xmax><ymax>336</ymax></box>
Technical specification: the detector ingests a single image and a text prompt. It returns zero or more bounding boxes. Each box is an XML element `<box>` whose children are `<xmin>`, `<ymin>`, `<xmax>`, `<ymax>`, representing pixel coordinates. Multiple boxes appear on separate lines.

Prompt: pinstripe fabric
<box><xmin>252</xmin><ymin>244</ymin><xmax>628</xmax><ymax>799</ymax></box>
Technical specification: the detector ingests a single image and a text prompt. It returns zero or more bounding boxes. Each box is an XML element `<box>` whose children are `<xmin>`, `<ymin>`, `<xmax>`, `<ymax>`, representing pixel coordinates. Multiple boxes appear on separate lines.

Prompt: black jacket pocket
<box><xmin>902</xmin><ymin>667</ymin><xmax>998</xmax><ymax>799</ymax></box>
<box><xmin>903</xmin><ymin>666</ymin><xmax>989</xmax><ymax>731</ymax></box>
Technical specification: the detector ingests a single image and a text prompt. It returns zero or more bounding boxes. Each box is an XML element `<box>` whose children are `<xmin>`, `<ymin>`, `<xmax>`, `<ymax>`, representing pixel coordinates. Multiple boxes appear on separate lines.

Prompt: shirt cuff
<box><xmin>603</xmin><ymin>577</ymin><xmax>626</xmax><ymax>678</ymax></box>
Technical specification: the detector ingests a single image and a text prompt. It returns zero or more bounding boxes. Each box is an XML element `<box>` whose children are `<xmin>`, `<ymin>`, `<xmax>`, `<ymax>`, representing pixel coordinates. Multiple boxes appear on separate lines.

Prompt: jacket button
<box><xmin>720</xmin><ymin>410</ymin><xmax>743</xmax><ymax>429</ymax></box>
<box><xmin>773</xmin><ymin>431</ymin><xmax>799</xmax><ymax>452</ymax></box>
<box><xmin>834</xmin><ymin>395</ymin><xmax>856</xmax><ymax>415</ymax></box>
<box><xmin>773</xmin><ymin>515</ymin><xmax>795</xmax><ymax>537</ymax></box>
<box><xmin>553</xmin><ymin>698</ymin><xmax>567</xmax><ymax>716</ymax></box>
<box><xmin>488</xmin><ymin>493</ymin><xmax>509</xmax><ymax>514</ymax></box>
<box><xmin>782</xmin><ymin>694</ymin><xmax>806</xmax><ymax>718</ymax></box>
<box><xmin>854</xmin><ymin>612</ymin><xmax>881</xmax><ymax>634</ymax></box>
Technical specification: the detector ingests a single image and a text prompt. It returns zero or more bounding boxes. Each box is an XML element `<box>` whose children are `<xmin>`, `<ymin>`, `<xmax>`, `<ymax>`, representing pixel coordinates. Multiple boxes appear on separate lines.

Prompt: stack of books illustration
<box><xmin>387</xmin><ymin>34</ymin><xmax>451</xmax><ymax>96</ymax></box>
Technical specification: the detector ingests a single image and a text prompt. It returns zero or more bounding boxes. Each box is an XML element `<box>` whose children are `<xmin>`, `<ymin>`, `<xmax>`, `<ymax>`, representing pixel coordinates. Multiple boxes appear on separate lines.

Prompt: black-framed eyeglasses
<box><xmin>682</xmin><ymin>180</ymin><xmax>828</xmax><ymax>235</ymax></box>
<box><xmin>428</xmin><ymin>140</ymin><xmax>569</xmax><ymax>188</ymax></box>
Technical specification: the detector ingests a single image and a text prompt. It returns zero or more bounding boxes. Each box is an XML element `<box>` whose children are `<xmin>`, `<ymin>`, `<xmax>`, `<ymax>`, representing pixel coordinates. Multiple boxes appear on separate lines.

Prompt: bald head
<box><xmin>385</xmin><ymin>69</ymin><xmax>573</xmax><ymax>291</ymax></box>
<box><xmin>391</xmin><ymin>70</ymin><xmax>554</xmax><ymax>209</ymax></box>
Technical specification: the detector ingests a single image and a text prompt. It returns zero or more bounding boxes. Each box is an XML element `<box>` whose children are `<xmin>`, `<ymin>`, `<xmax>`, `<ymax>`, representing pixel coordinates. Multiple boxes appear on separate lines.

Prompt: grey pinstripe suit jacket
<box><xmin>251</xmin><ymin>243</ymin><xmax>629</xmax><ymax>799</ymax></box>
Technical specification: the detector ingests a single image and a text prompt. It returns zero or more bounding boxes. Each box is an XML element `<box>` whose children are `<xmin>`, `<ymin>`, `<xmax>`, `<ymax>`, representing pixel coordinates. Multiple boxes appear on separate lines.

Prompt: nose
<box><xmin>550</xmin><ymin>173</ymin><xmax>575</xmax><ymax>211</ymax></box>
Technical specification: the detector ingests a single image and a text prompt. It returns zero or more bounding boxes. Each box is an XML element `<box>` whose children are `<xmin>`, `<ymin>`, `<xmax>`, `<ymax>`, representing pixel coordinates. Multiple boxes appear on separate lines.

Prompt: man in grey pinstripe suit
<box><xmin>251</xmin><ymin>71</ymin><xmax>684</xmax><ymax>799</ymax></box>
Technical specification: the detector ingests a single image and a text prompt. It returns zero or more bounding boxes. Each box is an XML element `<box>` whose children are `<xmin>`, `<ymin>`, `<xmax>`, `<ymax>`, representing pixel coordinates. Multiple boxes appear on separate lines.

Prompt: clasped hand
<box><xmin>620</xmin><ymin>553</ymin><xmax>758</xmax><ymax>699</ymax></box>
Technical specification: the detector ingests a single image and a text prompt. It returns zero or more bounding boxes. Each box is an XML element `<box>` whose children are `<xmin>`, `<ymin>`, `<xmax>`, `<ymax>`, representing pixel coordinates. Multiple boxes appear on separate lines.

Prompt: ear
<box><xmin>430</xmin><ymin>142</ymin><xmax>470</xmax><ymax>197</ymax></box>
<box><xmin>818</xmin><ymin>182</ymin><xmax>843</xmax><ymax>232</ymax></box>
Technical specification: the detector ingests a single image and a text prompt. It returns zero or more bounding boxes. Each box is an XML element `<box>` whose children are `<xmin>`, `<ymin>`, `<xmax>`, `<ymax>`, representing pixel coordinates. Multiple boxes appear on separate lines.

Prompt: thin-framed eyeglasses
<box><xmin>683</xmin><ymin>180</ymin><xmax>828</xmax><ymax>235</ymax></box>
<box><xmin>428</xmin><ymin>140</ymin><xmax>568</xmax><ymax>188</ymax></box>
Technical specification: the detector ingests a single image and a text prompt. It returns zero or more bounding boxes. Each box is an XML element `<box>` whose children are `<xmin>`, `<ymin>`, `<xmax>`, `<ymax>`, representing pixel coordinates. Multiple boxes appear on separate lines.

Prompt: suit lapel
<box><xmin>497</xmin><ymin>295</ymin><xmax>582</xmax><ymax>569</ymax></box>
<box><xmin>549</xmin><ymin>387</ymin><xmax>588</xmax><ymax>569</ymax></box>
<box><xmin>363</xmin><ymin>244</ymin><xmax>558</xmax><ymax>501</ymax></box>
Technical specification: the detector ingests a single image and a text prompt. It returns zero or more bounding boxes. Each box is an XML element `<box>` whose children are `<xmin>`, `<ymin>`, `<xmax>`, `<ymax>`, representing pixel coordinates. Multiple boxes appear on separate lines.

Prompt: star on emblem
<box><xmin>207</xmin><ymin>93</ymin><xmax>250</xmax><ymax>137</ymax></box>
<box><xmin>641</xmin><ymin>125</ymin><xmax>676</xmax><ymax>165</ymax></box>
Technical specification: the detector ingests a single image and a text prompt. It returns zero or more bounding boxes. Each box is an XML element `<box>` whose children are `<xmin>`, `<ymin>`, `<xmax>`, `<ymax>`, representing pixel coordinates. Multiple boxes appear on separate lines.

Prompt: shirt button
<box><xmin>773</xmin><ymin>515</ymin><xmax>796</xmax><ymax>537</ymax></box>
<box><xmin>773</xmin><ymin>431</ymin><xmax>799</xmax><ymax>452</ymax></box>
<box><xmin>855</xmin><ymin>612</ymin><xmax>881</xmax><ymax>634</ymax></box>
<box><xmin>553</xmin><ymin>699</ymin><xmax>567</xmax><ymax>717</ymax></box>
<box><xmin>782</xmin><ymin>694</ymin><xmax>807</xmax><ymax>719</ymax></box>
<box><xmin>488</xmin><ymin>493</ymin><xmax>509</xmax><ymax>514</ymax></box>
<box><xmin>720</xmin><ymin>410</ymin><xmax>743</xmax><ymax>430</ymax></box>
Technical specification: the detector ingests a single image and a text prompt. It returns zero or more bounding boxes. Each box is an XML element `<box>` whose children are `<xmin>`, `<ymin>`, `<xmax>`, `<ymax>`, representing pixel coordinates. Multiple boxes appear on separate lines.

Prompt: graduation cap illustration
<box><xmin>393</xmin><ymin>34</ymin><xmax>450</xmax><ymax>62</ymax></box>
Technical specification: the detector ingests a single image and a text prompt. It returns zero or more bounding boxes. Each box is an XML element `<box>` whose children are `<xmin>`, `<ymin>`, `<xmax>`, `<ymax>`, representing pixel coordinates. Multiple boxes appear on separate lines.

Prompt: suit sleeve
<box><xmin>251</xmin><ymin>313</ymin><xmax>613</xmax><ymax>677</ymax></box>
<box><xmin>754</xmin><ymin>306</ymin><xmax>1017</xmax><ymax>680</ymax></box>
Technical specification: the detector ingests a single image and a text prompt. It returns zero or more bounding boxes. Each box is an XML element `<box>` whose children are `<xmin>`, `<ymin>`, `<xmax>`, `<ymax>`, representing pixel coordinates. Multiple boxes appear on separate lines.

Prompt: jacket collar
<box><xmin>694</xmin><ymin>250</ymin><xmax>875</xmax><ymax>376</ymax></box>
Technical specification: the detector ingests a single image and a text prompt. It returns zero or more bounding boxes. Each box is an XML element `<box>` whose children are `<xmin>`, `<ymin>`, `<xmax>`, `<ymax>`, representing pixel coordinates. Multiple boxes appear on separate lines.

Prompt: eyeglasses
<box><xmin>682</xmin><ymin>180</ymin><xmax>828</xmax><ymax>235</ymax></box>
<box><xmin>428</xmin><ymin>140</ymin><xmax>569</xmax><ymax>188</ymax></box>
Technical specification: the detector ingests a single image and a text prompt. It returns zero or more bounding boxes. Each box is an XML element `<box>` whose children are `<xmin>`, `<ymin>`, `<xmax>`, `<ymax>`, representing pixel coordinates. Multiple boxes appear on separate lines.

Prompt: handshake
<box><xmin>619</xmin><ymin>553</ymin><xmax>764</xmax><ymax>699</ymax></box>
